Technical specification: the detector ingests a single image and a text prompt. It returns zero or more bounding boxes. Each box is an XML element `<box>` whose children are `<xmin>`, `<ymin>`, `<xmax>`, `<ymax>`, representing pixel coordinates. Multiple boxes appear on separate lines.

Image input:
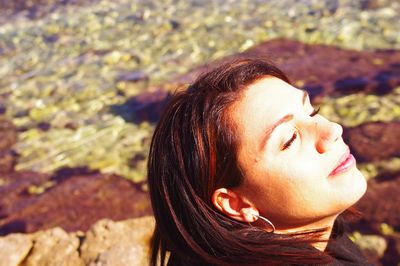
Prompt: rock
<box><xmin>95</xmin><ymin>244</ymin><xmax>149</xmax><ymax>266</ymax></box>
<box><xmin>0</xmin><ymin>171</ymin><xmax>49</xmax><ymax>232</ymax></box>
<box><xmin>380</xmin><ymin>232</ymin><xmax>400</xmax><ymax>266</ymax></box>
<box><xmin>0</xmin><ymin>233</ymin><xmax>32</xmax><ymax>266</ymax></box>
<box><xmin>80</xmin><ymin>216</ymin><xmax>154</xmax><ymax>265</ymax></box>
<box><xmin>0</xmin><ymin>168</ymin><xmax>152</xmax><ymax>235</ymax></box>
<box><xmin>357</xmin><ymin>157</ymin><xmax>400</xmax><ymax>181</ymax></box>
<box><xmin>110</xmin><ymin>88</ymin><xmax>171</xmax><ymax>123</ymax></box>
<box><xmin>117</xmin><ymin>71</ymin><xmax>149</xmax><ymax>83</ymax></box>
<box><xmin>343</xmin><ymin>121</ymin><xmax>400</xmax><ymax>162</ymax></box>
<box><xmin>352</xmin><ymin>233</ymin><xmax>388</xmax><ymax>262</ymax></box>
<box><xmin>167</xmin><ymin>39</ymin><xmax>400</xmax><ymax>101</ymax></box>
<box><xmin>354</xmin><ymin>172</ymin><xmax>400</xmax><ymax>228</ymax></box>
<box><xmin>348</xmin><ymin>171</ymin><xmax>400</xmax><ymax>265</ymax></box>
<box><xmin>116</xmin><ymin>71</ymin><xmax>149</xmax><ymax>97</ymax></box>
<box><xmin>25</xmin><ymin>227</ymin><xmax>84</xmax><ymax>266</ymax></box>
<box><xmin>0</xmin><ymin>217</ymin><xmax>154</xmax><ymax>266</ymax></box>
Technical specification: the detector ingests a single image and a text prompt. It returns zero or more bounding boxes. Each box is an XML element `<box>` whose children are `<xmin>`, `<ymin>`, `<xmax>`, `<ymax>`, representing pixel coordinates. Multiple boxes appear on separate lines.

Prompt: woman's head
<box><xmin>218</xmin><ymin>76</ymin><xmax>367</xmax><ymax>230</ymax></box>
<box><xmin>148</xmin><ymin>58</ymin><xmax>366</xmax><ymax>265</ymax></box>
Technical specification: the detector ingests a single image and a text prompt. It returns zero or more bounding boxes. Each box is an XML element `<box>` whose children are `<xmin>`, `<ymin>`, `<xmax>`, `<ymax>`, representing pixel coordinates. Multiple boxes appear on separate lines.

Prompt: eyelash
<box><xmin>281</xmin><ymin>107</ymin><xmax>321</xmax><ymax>150</ymax></box>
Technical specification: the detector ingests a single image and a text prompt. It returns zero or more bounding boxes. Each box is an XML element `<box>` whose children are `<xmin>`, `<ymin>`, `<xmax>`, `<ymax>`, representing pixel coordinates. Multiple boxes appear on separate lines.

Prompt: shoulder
<box><xmin>324</xmin><ymin>233</ymin><xmax>373</xmax><ymax>266</ymax></box>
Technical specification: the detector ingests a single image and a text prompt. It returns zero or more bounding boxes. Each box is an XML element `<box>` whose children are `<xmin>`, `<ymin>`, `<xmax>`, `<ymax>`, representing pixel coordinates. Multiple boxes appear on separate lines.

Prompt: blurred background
<box><xmin>0</xmin><ymin>0</ymin><xmax>399</xmax><ymax>265</ymax></box>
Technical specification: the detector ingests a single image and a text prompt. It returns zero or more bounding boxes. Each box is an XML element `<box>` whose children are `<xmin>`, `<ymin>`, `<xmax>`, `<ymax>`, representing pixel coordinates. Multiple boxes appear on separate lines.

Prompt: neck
<box><xmin>273</xmin><ymin>214</ymin><xmax>339</xmax><ymax>251</ymax></box>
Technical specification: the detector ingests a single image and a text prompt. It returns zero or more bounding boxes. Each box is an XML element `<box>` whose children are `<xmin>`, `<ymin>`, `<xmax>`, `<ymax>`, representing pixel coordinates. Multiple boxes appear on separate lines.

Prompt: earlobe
<box><xmin>211</xmin><ymin>188</ymin><xmax>258</xmax><ymax>223</ymax></box>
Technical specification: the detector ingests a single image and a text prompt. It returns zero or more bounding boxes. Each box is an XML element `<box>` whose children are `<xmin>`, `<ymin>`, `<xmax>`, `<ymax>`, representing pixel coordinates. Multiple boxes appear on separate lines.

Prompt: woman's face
<box><xmin>230</xmin><ymin>77</ymin><xmax>367</xmax><ymax>230</ymax></box>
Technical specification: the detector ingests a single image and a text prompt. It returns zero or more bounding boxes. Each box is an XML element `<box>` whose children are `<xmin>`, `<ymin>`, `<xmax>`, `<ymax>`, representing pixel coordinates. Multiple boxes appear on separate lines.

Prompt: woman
<box><xmin>148</xmin><ymin>58</ymin><xmax>370</xmax><ymax>265</ymax></box>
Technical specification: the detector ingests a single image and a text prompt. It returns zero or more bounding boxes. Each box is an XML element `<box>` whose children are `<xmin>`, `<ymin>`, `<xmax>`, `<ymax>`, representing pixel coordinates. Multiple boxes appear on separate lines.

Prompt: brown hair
<box><xmin>148</xmin><ymin>58</ymin><xmax>340</xmax><ymax>265</ymax></box>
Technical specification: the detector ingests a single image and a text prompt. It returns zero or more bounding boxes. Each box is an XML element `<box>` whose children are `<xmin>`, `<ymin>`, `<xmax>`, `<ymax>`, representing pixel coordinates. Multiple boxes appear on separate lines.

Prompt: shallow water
<box><xmin>0</xmin><ymin>0</ymin><xmax>399</xmax><ymax>181</ymax></box>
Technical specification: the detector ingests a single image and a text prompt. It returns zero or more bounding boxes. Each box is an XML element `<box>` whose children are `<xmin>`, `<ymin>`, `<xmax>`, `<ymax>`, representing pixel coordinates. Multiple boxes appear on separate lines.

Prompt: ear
<box><xmin>211</xmin><ymin>188</ymin><xmax>258</xmax><ymax>223</ymax></box>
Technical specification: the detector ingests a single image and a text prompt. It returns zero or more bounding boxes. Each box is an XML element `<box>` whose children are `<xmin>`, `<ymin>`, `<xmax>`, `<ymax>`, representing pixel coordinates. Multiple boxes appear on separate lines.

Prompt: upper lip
<box><xmin>330</xmin><ymin>146</ymin><xmax>350</xmax><ymax>175</ymax></box>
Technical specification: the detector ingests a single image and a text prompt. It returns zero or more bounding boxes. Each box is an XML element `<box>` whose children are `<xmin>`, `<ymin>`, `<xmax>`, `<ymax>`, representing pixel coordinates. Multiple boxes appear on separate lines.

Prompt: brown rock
<box><xmin>0</xmin><ymin>233</ymin><xmax>32</xmax><ymax>266</ymax></box>
<box><xmin>0</xmin><ymin>217</ymin><xmax>154</xmax><ymax>266</ymax></box>
<box><xmin>110</xmin><ymin>88</ymin><xmax>171</xmax><ymax>124</ymax></box>
<box><xmin>80</xmin><ymin>216</ymin><xmax>154</xmax><ymax>265</ymax></box>
<box><xmin>343</xmin><ymin>121</ymin><xmax>400</xmax><ymax>162</ymax></box>
<box><xmin>95</xmin><ymin>244</ymin><xmax>149</xmax><ymax>266</ymax></box>
<box><xmin>165</xmin><ymin>39</ymin><xmax>400</xmax><ymax>102</ymax></box>
<box><xmin>0</xmin><ymin>168</ymin><xmax>152</xmax><ymax>235</ymax></box>
<box><xmin>25</xmin><ymin>227</ymin><xmax>84</xmax><ymax>266</ymax></box>
<box><xmin>0</xmin><ymin>171</ymin><xmax>51</xmax><ymax>233</ymax></box>
<box><xmin>355</xmin><ymin>172</ymin><xmax>400</xmax><ymax>228</ymax></box>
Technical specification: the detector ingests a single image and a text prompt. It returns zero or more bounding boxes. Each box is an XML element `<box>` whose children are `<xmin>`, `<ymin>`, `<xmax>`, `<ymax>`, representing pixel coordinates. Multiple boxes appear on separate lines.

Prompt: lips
<box><xmin>329</xmin><ymin>146</ymin><xmax>356</xmax><ymax>177</ymax></box>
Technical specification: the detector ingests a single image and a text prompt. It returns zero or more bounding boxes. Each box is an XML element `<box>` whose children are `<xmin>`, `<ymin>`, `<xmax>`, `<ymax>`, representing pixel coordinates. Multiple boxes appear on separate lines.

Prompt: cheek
<box><xmin>268</xmin><ymin>153</ymin><xmax>322</xmax><ymax>182</ymax></box>
<box><xmin>248</xmin><ymin>163</ymin><xmax>305</xmax><ymax>206</ymax></box>
<box><xmin>258</xmin><ymin>161</ymin><xmax>331</xmax><ymax>207</ymax></box>
<box><xmin>243</xmin><ymin>150</ymin><xmax>331</xmax><ymax>203</ymax></box>
<box><xmin>281</xmin><ymin>149</ymin><xmax>333</xmax><ymax>186</ymax></box>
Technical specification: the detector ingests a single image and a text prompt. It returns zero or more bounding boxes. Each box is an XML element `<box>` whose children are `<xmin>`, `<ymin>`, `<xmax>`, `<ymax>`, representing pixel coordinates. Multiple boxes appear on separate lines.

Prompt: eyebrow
<box><xmin>258</xmin><ymin>90</ymin><xmax>309</xmax><ymax>150</ymax></box>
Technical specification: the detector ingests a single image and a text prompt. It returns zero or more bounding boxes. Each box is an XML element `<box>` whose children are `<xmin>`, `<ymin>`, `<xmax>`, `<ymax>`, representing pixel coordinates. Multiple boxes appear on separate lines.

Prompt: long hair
<box><xmin>148</xmin><ymin>58</ymin><xmax>341</xmax><ymax>265</ymax></box>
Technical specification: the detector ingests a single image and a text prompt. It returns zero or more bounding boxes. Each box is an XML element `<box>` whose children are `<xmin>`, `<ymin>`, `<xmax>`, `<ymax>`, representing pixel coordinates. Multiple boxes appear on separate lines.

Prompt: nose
<box><xmin>314</xmin><ymin>118</ymin><xmax>343</xmax><ymax>154</ymax></box>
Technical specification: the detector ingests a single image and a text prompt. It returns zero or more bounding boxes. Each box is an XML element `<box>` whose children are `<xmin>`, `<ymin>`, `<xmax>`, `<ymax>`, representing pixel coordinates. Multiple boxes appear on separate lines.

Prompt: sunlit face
<box><xmin>230</xmin><ymin>77</ymin><xmax>367</xmax><ymax>230</ymax></box>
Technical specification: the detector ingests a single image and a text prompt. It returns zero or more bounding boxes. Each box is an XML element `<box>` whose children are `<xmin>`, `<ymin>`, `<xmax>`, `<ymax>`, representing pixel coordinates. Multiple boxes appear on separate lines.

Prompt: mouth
<box><xmin>329</xmin><ymin>146</ymin><xmax>356</xmax><ymax>177</ymax></box>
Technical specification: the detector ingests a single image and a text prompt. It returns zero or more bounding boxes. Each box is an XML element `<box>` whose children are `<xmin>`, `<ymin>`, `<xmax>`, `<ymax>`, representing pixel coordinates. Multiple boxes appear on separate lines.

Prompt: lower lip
<box><xmin>329</xmin><ymin>154</ymin><xmax>356</xmax><ymax>176</ymax></box>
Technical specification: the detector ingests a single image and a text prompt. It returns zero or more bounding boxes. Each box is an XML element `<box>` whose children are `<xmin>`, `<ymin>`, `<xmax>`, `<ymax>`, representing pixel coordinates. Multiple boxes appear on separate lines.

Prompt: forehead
<box><xmin>242</xmin><ymin>77</ymin><xmax>301</xmax><ymax>104</ymax></box>
<box><xmin>229</xmin><ymin>76</ymin><xmax>303</xmax><ymax>149</ymax></box>
<box><xmin>232</xmin><ymin>77</ymin><xmax>303</xmax><ymax>121</ymax></box>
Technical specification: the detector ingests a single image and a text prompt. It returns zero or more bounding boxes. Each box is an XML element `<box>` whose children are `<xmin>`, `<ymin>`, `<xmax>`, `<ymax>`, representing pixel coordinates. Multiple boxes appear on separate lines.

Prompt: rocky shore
<box><xmin>2</xmin><ymin>39</ymin><xmax>400</xmax><ymax>264</ymax></box>
<box><xmin>0</xmin><ymin>216</ymin><xmax>155</xmax><ymax>266</ymax></box>
<box><xmin>1</xmin><ymin>0</ymin><xmax>400</xmax><ymax>265</ymax></box>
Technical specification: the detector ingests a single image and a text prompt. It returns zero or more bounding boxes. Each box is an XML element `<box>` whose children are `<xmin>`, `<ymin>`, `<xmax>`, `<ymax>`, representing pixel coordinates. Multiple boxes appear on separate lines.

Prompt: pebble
<box><xmin>319</xmin><ymin>86</ymin><xmax>400</xmax><ymax>128</ymax></box>
<box><xmin>351</xmin><ymin>232</ymin><xmax>387</xmax><ymax>258</ymax></box>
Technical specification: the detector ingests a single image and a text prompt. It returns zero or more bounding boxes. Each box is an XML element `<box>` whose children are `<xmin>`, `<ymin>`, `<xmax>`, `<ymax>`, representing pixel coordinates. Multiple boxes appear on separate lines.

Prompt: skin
<box><xmin>212</xmin><ymin>76</ymin><xmax>367</xmax><ymax>250</ymax></box>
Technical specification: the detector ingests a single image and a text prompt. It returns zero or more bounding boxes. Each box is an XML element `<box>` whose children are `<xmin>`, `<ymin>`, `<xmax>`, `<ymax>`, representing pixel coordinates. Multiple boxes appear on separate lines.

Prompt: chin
<box><xmin>330</xmin><ymin>166</ymin><xmax>368</xmax><ymax>210</ymax></box>
<box><xmin>345</xmin><ymin>167</ymin><xmax>368</xmax><ymax>206</ymax></box>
